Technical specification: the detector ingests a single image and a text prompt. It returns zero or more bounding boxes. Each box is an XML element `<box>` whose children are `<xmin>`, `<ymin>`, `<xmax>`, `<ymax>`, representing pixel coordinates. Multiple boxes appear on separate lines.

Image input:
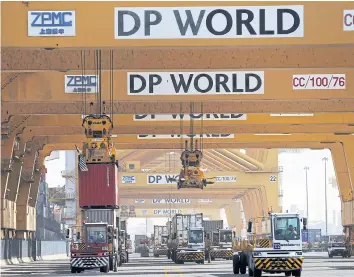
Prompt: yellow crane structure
<box><xmin>80</xmin><ymin>114</ymin><xmax>116</xmax><ymax>164</ymax></box>
<box><xmin>177</xmin><ymin>140</ymin><xmax>214</xmax><ymax>189</ymax></box>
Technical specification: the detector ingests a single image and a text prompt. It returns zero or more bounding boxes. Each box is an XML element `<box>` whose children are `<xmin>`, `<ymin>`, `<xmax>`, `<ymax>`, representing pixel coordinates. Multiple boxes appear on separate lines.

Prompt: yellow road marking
<box><xmin>164</xmin><ymin>266</ymin><xmax>169</xmax><ymax>277</ymax></box>
<box><xmin>176</xmin><ymin>265</ymin><xmax>184</xmax><ymax>277</ymax></box>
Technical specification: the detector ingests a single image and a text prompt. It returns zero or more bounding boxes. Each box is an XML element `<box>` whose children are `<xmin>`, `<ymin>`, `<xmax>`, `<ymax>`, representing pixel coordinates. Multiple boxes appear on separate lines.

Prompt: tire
<box><xmin>70</xmin><ymin>267</ymin><xmax>76</xmax><ymax>273</ymax></box>
<box><xmin>109</xmin><ymin>256</ymin><xmax>113</xmax><ymax>270</ymax></box>
<box><xmin>254</xmin><ymin>268</ymin><xmax>262</xmax><ymax>277</ymax></box>
<box><xmin>119</xmin><ymin>255</ymin><xmax>122</xmax><ymax>267</ymax></box>
<box><xmin>211</xmin><ymin>257</ymin><xmax>216</xmax><ymax>261</ymax></box>
<box><xmin>240</xmin><ymin>253</ymin><xmax>247</xmax><ymax>275</ymax></box>
<box><xmin>285</xmin><ymin>272</ymin><xmax>292</xmax><ymax>276</ymax></box>
<box><xmin>114</xmin><ymin>255</ymin><xmax>118</xmax><ymax>272</ymax></box>
<box><xmin>200</xmin><ymin>259</ymin><xmax>204</xmax><ymax>264</ymax></box>
<box><xmin>233</xmin><ymin>257</ymin><xmax>240</xmax><ymax>274</ymax></box>
<box><xmin>292</xmin><ymin>269</ymin><xmax>301</xmax><ymax>277</ymax></box>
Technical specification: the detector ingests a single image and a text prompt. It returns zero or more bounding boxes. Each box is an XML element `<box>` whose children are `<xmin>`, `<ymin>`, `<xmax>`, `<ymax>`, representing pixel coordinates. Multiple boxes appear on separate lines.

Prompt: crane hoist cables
<box><xmin>98</xmin><ymin>50</ymin><xmax>102</xmax><ymax>115</ymax></box>
<box><xmin>109</xmin><ymin>49</ymin><xmax>114</xmax><ymax>126</ymax></box>
<box><xmin>200</xmin><ymin>102</ymin><xmax>204</xmax><ymax>152</ymax></box>
<box><xmin>190</xmin><ymin>102</ymin><xmax>193</xmax><ymax>151</ymax></box>
<box><xmin>80</xmin><ymin>50</ymin><xmax>87</xmax><ymax>117</ymax></box>
<box><xmin>180</xmin><ymin>102</ymin><xmax>184</xmax><ymax>152</ymax></box>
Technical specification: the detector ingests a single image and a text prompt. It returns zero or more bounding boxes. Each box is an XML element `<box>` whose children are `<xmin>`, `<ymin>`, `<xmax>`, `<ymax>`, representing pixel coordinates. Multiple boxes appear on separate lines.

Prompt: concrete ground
<box><xmin>1</xmin><ymin>253</ymin><xmax>353</xmax><ymax>277</ymax></box>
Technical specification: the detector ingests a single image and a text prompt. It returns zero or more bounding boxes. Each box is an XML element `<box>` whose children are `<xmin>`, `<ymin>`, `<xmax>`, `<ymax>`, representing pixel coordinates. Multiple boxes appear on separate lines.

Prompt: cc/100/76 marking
<box><xmin>293</xmin><ymin>74</ymin><xmax>346</xmax><ymax>90</ymax></box>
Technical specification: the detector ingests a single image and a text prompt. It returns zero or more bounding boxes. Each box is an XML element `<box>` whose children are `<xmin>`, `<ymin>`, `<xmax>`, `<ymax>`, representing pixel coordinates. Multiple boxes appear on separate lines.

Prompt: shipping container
<box><xmin>79</xmin><ymin>163</ymin><xmax>119</xmax><ymax>208</ymax></box>
<box><xmin>302</xmin><ymin>229</ymin><xmax>322</xmax><ymax>243</ymax></box>
<box><xmin>83</xmin><ymin>209</ymin><xmax>118</xmax><ymax>226</ymax></box>
<box><xmin>203</xmin><ymin>220</ymin><xmax>224</xmax><ymax>234</ymax></box>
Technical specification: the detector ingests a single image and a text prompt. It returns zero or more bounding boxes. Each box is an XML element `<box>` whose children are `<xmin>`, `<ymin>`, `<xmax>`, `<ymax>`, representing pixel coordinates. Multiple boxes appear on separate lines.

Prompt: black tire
<box><xmin>233</xmin><ymin>257</ymin><xmax>240</xmax><ymax>274</ymax></box>
<box><xmin>77</xmin><ymin>269</ymin><xmax>81</xmax><ymax>273</ymax></box>
<box><xmin>109</xmin><ymin>256</ymin><xmax>113</xmax><ymax>270</ymax></box>
<box><xmin>254</xmin><ymin>268</ymin><xmax>262</xmax><ymax>277</ymax></box>
<box><xmin>200</xmin><ymin>259</ymin><xmax>204</xmax><ymax>264</ymax></box>
<box><xmin>70</xmin><ymin>267</ymin><xmax>77</xmax><ymax>273</ymax></box>
<box><xmin>240</xmin><ymin>253</ymin><xmax>247</xmax><ymax>275</ymax></box>
<box><xmin>211</xmin><ymin>257</ymin><xmax>216</xmax><ymax>261</ymax></box>
<box><xmin>292</xmin><ymin>269</ymin><xmax>301</xmax><ymax>277</ymax></box>
<box><xmin>114</xmin><ymin>255</ymin><xmax>118</xmax><ymax>272</ymax></box>
<box><xmin>285</xmin><ymin>272</ymin><xmax>292</xmax><ymax>276</ymax></box>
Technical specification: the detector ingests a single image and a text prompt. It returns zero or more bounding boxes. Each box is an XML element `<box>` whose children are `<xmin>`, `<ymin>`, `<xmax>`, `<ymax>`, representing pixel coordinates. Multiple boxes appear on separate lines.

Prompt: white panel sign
<box><xmin>292</xmin><ymin>74</ymin><xmax>346</xmax><ymax>90</ymax></box>
<box><xmin>115</xmin><ymin>6</ymin><xmax>304</xmax><ymax>39</ymax></box>
<box><xmin>133</xmin><ymin>114</ymin><xmax>247</xmax><ymax>121</ymax></box>
<box><xmin>152</xmin><ymin>199</ymin><xmax>191</xmax><ymax>204</ymax></box>
<box><xmin>135</xmin><ymin>199</ymin><xmax>145</xmax><ymax>204</ymax></box>
<box><xmin>128</xmin><ymin>72</ymin><xmax>264</xmax><ymax>95</ymax></box>
<box><xmin>138</xmin><ymin>134</ymin><xmax>234</xmax><ymax>139</ymax></box>
<box><xmin>65</xmin><ymin>75</ymin><xmax>99</xmax><ymax>93</ymax></box>
<box><xmin>215</xmin><ymin>176</ymin><xmax>237</xmax><ymax>182</ymax></box>
<box><xmin>153</xmin><ymin>209</ymin><xmax>182</xmax><ymax>215</ymax></box>
<box><xmin>343</xmin><ymin>10</ymin><xmax>354</xmax><ymax>31</ymax></box>
<box><xmin>269</xmin><ymin>175</ymin><xmax>277</xmax><ymax>182</ymax></box>
<box><xmin>198</xmin><ymin>199</ymin><xmax>213</xmax><ymax>203</ymax></box>
<box><xmin>122</xmin><ymin>176</ymin><xmax>136</xmax><ymax>184</ymax></box>
<box><xmin>28</xmin><ymin>11</ymin><xmax>76</xmax><ymax>36</ymax></box>
<box><xmin>147</xmin><ymin>174</ymin><xmax>179</xmax><ymax>185</ymax></box>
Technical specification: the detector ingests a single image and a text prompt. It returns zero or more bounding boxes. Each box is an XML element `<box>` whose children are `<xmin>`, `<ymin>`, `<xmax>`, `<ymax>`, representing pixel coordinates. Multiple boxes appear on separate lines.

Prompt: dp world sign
<box><xmin>115</xmin><ymin>6</ymin><xmax>304</xmax><ymax>39</ymax></box>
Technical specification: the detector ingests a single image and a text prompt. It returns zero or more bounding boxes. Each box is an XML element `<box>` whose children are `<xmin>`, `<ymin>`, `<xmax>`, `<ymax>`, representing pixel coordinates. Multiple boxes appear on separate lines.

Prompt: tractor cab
<box><xmin>219</xmin><ymin>229</ymin><xmax>232</xmax><ymax>248</ymax></box>
<box><xmin>70</xmin><ymin>223</ymin><xmax>110</xmax><ymax>257</ymax></box>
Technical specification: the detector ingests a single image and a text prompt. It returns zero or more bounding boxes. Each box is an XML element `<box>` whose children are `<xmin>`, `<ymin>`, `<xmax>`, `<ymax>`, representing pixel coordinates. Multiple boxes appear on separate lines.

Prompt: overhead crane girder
<box><xmin>12</xmin><ymin>134</ymin><xmax>353</xmax><ymax>203</ymax></box>
<box><xmin>7</xmin><ymin>123</ymin><xmax>354</xmax><ymax>137</ymax></box>
<box><xmin>2</xmin><ymin>69</ymin><xmax>354</xmax><ymax>102</ymax></box>
<box><xmin>3</xmin><ymin>46</ymin><xmax>353</xmax><ymax>71</ymax></box>
<box><xmin>3</xmin><ymin>100</ymin><xmax>354</xmax><ymax>117</ymax></box>
<box><xmin>16</xmin><ymin>133</ymin><xmax>353</xmax><ymax>146</ymax></box>
<box><xmin>3</xmin><ymin>114</ymin><xmax>354</xmax><ymax>128</ymax></box>
<box><xmin>119</xmin><ymin>198</ymin><xmax>234</xmax><ymax>207</ymax></box>
<box><xmin>2</xmin><ymin>2</ymin><xmax>353</xmax><ymax>48</ymax></box>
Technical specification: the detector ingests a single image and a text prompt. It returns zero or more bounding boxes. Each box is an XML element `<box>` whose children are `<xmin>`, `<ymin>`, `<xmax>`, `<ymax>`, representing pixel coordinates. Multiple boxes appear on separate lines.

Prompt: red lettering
<box><xmin>299</xmin><ymin>77</ymin><xmax>305</xmax><ymax>87</ymax></box>
<box><xmin>293</xmin><ymin>77</ymin><xmax>305</xmax><ymax>87</ymax></box>
<box><xmin>344</xmin><ymin>13</ymin><xmax>353</xmax><ymax>27</ymax></box>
